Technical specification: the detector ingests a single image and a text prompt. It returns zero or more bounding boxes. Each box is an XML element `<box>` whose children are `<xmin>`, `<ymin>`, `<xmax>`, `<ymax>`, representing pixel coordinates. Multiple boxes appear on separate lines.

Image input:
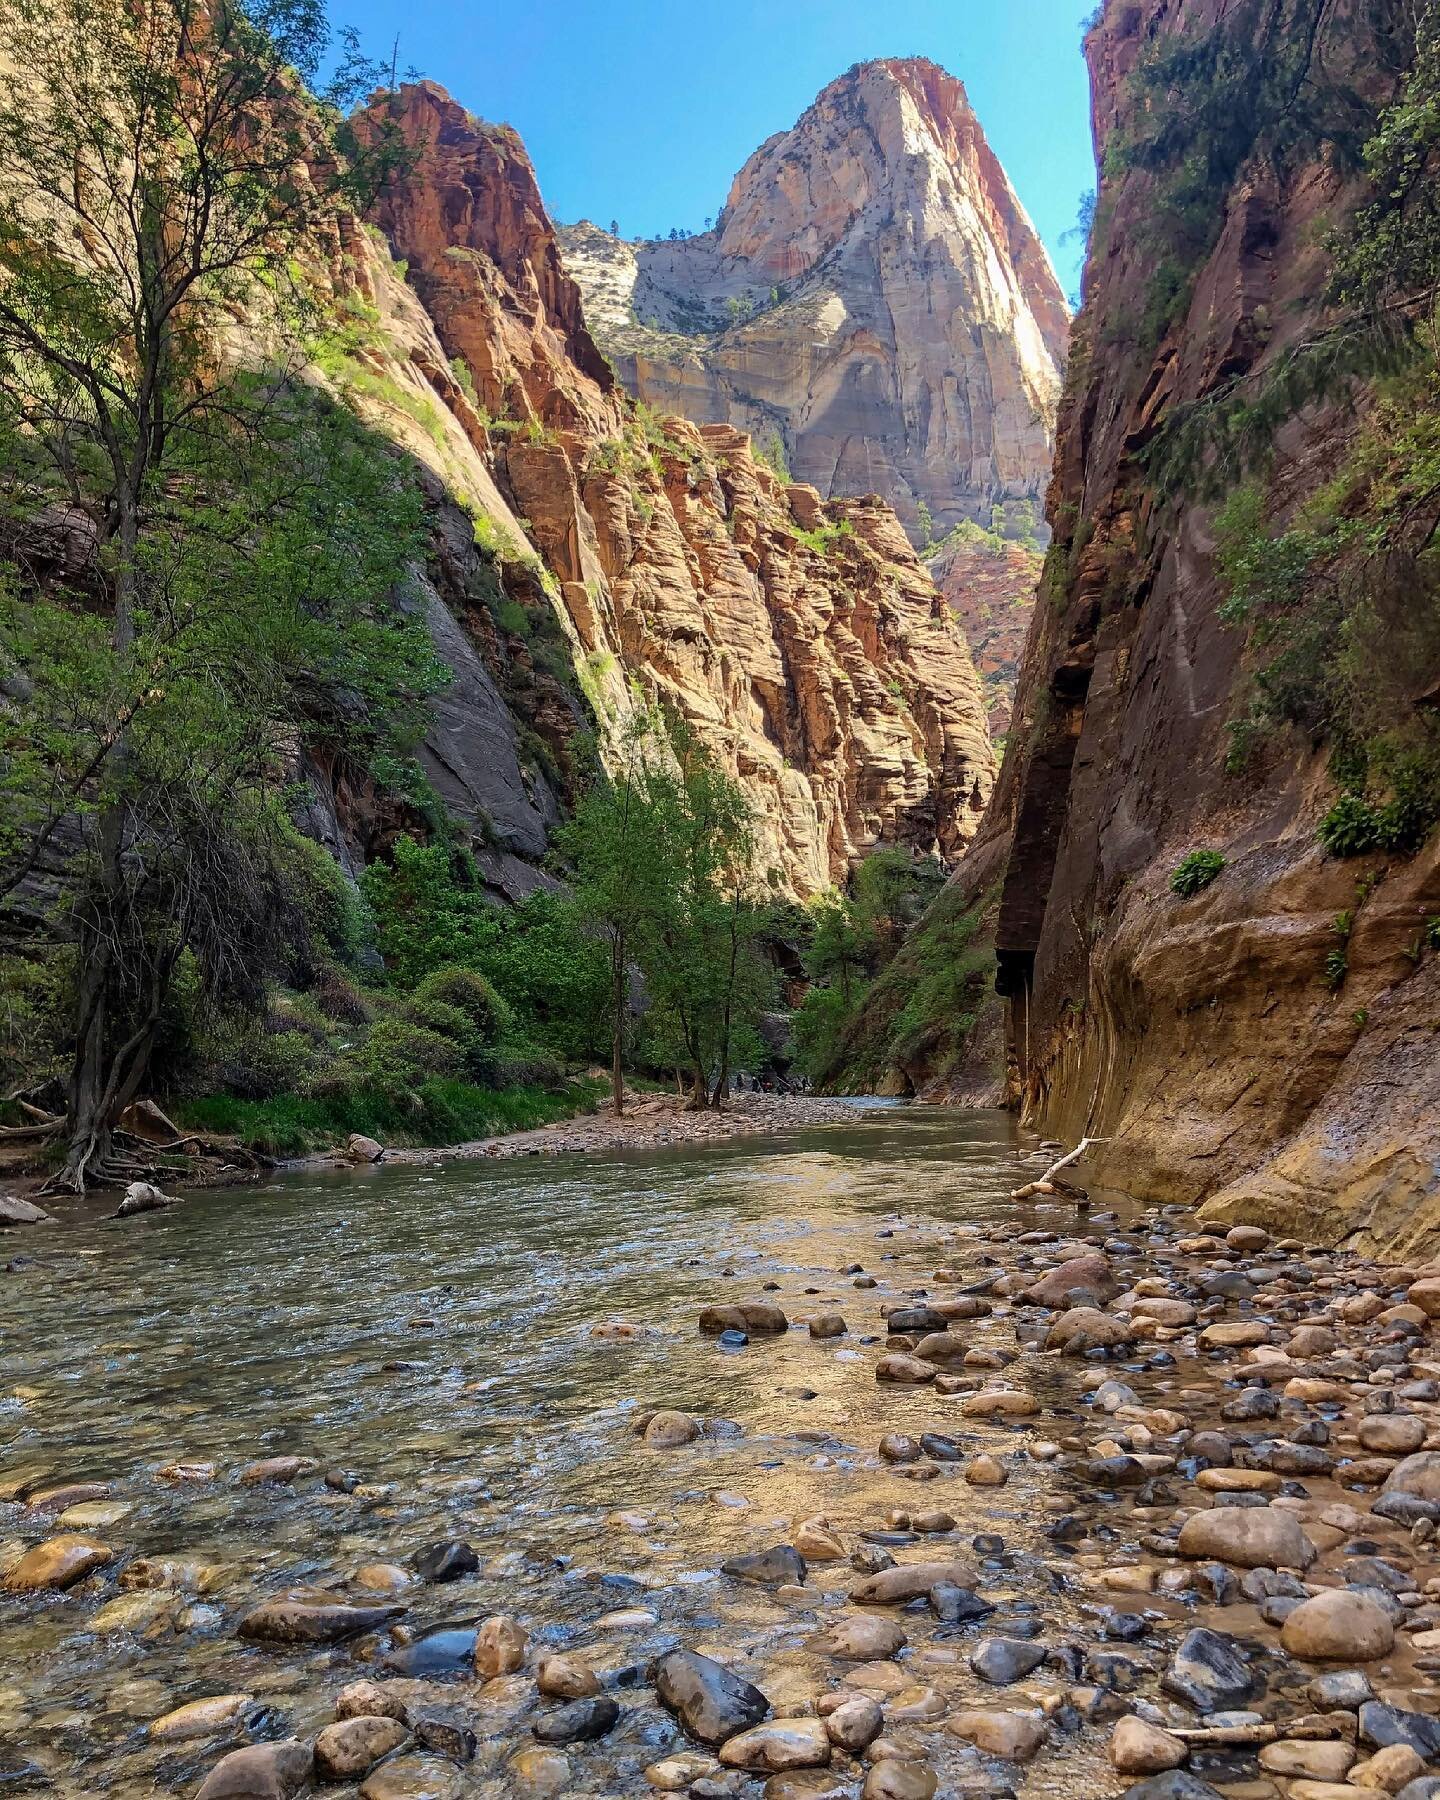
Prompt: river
<box><xmin>1</xmin><ymin>1106</ymin><xmax>1147</xmax><ymax>1796</ymax></box>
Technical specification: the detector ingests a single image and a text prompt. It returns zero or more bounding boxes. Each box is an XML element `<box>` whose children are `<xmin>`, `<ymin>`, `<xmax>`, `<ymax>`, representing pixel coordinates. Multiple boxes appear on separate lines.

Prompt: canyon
<box><xmin>557</xmin><ymin>59</ymin><xmax>1068</xmax><ymax>550</ymax></box>
<box><xmin>866</xmin><ymin>0</ymin><xmax>1440</xmax><ymax>1255</ymax></box>
<box><xmin>326</xmin><ymin>79</ymin><xmax>1000</xmax><ymax>899</ymax></box>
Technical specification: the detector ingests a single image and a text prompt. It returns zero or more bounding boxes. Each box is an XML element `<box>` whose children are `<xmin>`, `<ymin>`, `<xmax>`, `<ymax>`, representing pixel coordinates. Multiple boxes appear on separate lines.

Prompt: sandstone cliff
<box><xmin>557</xmin><ymin>59</ymin><xmax>1069</xmax><ymax>545</ymax></box>
<box><xmin>959</xmin><ymin>0</ymin><xmax>1440</xmax><ymax>1253</ymax></box>
<box><xmin>328</xmin><ymin>84</ymin><xmax>994</xmax><ymax>898</ymax></box>
<box><xmin>930</xmin><ymin>541</ymin><xmax>1042</xmax><ymax>740</ymax></box>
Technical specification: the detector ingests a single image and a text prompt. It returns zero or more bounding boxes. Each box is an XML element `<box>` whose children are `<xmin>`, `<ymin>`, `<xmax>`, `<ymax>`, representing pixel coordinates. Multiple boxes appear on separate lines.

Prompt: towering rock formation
<box><xmin>880</xmin><ymin>0</ymin><xmax>1440</xmax><ymax>1252</ymax></box>
<box><xmin>329</xmin><ymin>84</ymin><xmax>994</xmax><ymax>898</ymax></box>
<box><xmin>558</xmin><ymin>59</ymin><xmax>1069</xmax><ymax>545</ymax></box>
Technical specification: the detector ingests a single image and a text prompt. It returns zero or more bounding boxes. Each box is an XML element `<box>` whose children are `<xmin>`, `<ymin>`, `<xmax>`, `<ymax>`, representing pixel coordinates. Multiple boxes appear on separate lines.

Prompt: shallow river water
<box><xmin>5</xmin><ymin>1103</ymin><xmax>1416</xmax><ymax>1800</ymax></box>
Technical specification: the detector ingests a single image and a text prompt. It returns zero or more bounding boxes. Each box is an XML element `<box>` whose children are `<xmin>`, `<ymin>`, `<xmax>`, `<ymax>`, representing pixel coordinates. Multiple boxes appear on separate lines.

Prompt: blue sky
<box><xmin>340</xmin><ymin>0</ymin><xmax>1098</xmax><ymax>299</ymax></box>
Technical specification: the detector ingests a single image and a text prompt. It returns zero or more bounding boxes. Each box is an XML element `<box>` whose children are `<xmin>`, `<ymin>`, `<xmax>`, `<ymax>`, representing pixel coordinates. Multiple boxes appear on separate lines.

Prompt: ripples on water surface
<box><xmin>1</xmin><ymin>1104</ymin><xmax>1133</xmax><ymax>1796</ymax></box>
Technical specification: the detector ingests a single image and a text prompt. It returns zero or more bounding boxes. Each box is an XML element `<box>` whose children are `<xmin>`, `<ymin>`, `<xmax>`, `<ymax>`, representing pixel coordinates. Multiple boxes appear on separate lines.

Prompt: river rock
<box><xmin>0</xmin><ymin>1196</ymin><xmax>54</xmax><ymax>1227</ymax></box>
<box><xmin>1111</xmin><ymin>1717</ymin><xmax>1187</xmax><ymax>1774</ymax></box>
<box><xmin>699</xmin><ymin>1303</ymin><xmax>787</xmax><ymax>1334</ymax></box>
<box><xmin>913</xmin><ymin>1331</ymin><xmax>967</xmax><ymax>1365</ymax></box>
<box><xmin>237</xmin><ymin>1456</ymin><xmax>315</xmax><ymax>1486</ymax></box>
<box><xmin>947</xmin><ymin>1709</ymin><xmax>1049</xmax><ymax>1760</ymax></box>
<box><xmin>817</xmin><ymin>1614</ymin><xmax>906</xmax><ymax>1660</ymax></box>
<box><xmin>346</xmin><ymin>1134</ymin><xmax>385</xmax><ymax>1163</ymax></box>
<box><xmin>1280</xmin><ymin>1589</ymin><xmax>1395</xmax><ymax>1661</ymax></box>
<box><xmin>875</xmin><ymin>1354</ymin><xmax>936</xmax><ymax>1383</ymax></box>
<box><xmin>336</xmin><ymin>1681</ymin><xmax>410</xmax><ymax>1722</ymax></box>
<box><xmin>238</xmin><ymin>1596</ymin><xmax>404</xmax><ymax>1644</ymax></box>
<box><xmin>414</xmin><ymin>1541</ymin><xmax>478</xmax><ymax>1582</ymax></box>
<box><xmin>359</xmin><ymin>1754</ymin><xmax>462</xmax><ymax>1800</ymax></box>
<box><xmin>1131</xmin><ymin>1297</ymin><xmax>1198</xmax><ymax>1327</ymax></box>
<box><xmin>849</xmin><ymin>1559</ymin><xmax>975</xmax><ymax>1604</ymax></box>
<box><xmin>196</xmin><ymin>1740</ymin><xmax>312</xmax><ymax>1800</ymax></box>
<box><xmin>1359</xmin><ymin>1702</ymin><xmax>1440</xmax><ymax>1759</ymax></box>
<box><xmin>809</xmin><ymin>1315</ymin><xmax>847</xmax><ymax>1338</ymax></box>
<box><xmin>149</xmin><ymin>1694</ymin><xmax>253</xmax><ymax>1741</ymax></box>
<box><xmin>645</xmin><ymin>1753</ymin><xmax>721</xmax><ymax>1791</ymax></box>
<box><xmin>532</xmin><ymin>1695</ymin><xmax>620</xmax><ymax>1743</ymax></box>
<box><xmin>862</xmin><ymin>1760</ymin><xmax>937</xmax><ymax>1799</ymax></box>
<box><xmin>885</xmin><ymin>1306</ymin><xmax>949</xmax><ymax>1334</ymax></box>
<box><xmin>824</xmin><ymin>1696</ymin><xmax>882</xmax><ymax>1751</ymax></box>
<box><xmin>1162</xmin><ymin>1629</ymin><xmax>1257</xmax><ymax>1713</ymax></box>
<box><xmin>721</xmin><ymin>1546</ymin><xmax>806</xmax><ymax>1586</ymax></box>
<box><xmin>959</xmin><ymin>1388</ymin><xmax>1040</xmax><ymax>1419</ymax></box>
<box><xmin>474</xmin><ymin>1614</ymin><xmax>527</xmax><ymax>1677</ymax></box>
<box><xmin>1383</xmin><ymin>1453</ymin><xmax>1440</xmax><ymax>1500</ymax></box>
<box><xmin>383</xmin><ymin>1629</ymin><xmax>475</xmax><ymax>1678</ymax></box>
<box><xmin>1308</xmin><ymin>1671</ymin><xmax>1374</xmax><ymax>1711</ymax></box>
<box><xmin>1360</xmin><ymin>1414</ymin><xmax>1427</xmax><ymax>1455</ymax></box>
<box><xmin>645</xmin><ymin>1411</ymin><xmax>700</xmax><ymax>1448</ymax></box>
<box><xmin>1176</xmin><ymin>1506</ymin><xmax>1316</xmax><ymax>1569</ymax></box>
<box><xmin>1258</xmin><ymin>1740</ymin><xmax>1357</xmax><ymax>1781</ymax></box>
<box><xmin>964</xmin><ymin>1454</ymin><xmax>1007</xmax><ymax>1486</ymax></box>
<box><xmin>1</xmin><ymin>1535</ymin><xmax>112</xmax><ymax>1592</ymax></box>
<box><xmin>1354</xmin><ymin>1745</ymin><xmax>1427</xmax><ymax>1791</ymax></box>
<box><xmin>718</xmin><ymin>1719</ymin><xmax>830</xmax><ymax>1772</ymax></box>
<box><xmin>794</xmin><ymin>1518</ymin><xmax>845</xmax><ymax>1561</ymax></box>
<box><xmin>1048</xmin><ymin>1307</ymin><xmax>1132</xmax><ymax>1354</ymax></box>
<box><xmin>1119</xmin><ymin>1777</ymin><xmax>1226</xmax><ymax>1800</ymax></box>
<box><xmin>970</xmin><ymin>1637</ymin><xmax>1047</xmax><ymax>1685</ymax></box>
<box><xmin>537</xmin><ymin>1652</ymin><xmax>600</xmax><ymax>1699</ymax></box>
<box><xmin>1407</xmin><ymin>1278</ymin><xmax>1440</xmax><ymax>1317</ymax></box>
<box><xmin>1026</xmin><ymin>1253</ymin><xmax>1117</xmax><ymax>1308</ymax></box>
<box><xmin>654</xmin><ymin>1649</ymin><xmax>770</xmax><ymax>1745</ymax></box>
<box><xmin>314</xmin><ymin>1715</ymin><xmax>410</xmax><ymax>1780</ymax></box>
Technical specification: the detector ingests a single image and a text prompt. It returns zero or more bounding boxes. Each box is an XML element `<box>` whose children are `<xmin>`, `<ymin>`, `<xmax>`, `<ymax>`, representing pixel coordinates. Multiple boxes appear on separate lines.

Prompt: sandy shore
<box><xmin>377</xmin><ymin>1089</ymin><xmax>873</xmax><ymax>1168</ymax></box>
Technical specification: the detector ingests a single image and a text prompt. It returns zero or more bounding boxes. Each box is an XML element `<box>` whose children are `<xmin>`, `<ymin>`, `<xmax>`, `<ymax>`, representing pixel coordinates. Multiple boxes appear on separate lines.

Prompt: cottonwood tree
<box><xmin>0</xmin><ymin>0</ymin><xmax>431</xmax><ymax>1187</ymax></box>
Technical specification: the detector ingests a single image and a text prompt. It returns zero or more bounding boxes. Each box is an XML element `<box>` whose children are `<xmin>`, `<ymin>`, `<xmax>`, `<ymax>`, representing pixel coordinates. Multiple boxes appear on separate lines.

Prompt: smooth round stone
<box><xmin>818</xmin><ymin>1615</ymin><xmax>906</xmax><ymax>1661</ymax></box>
<box><xmin>474</xmin><ymin>1615</ymin><xmax>527</xmax><ymax>1677</ymax></box>
<box><xmin>2</xmin><ymin>1536</ymin><xmax>112</xmax><ymax>1592</ymax></box>
<box><xmin>1110</xmin><ymin>1716</ymin><xmax>1186</xmax><ymax>1774</ymax></box>
<box><xmin>1258</xmin><ymin>1740</ymin><xmax>1357</xmax><ymax>1781</ymax></box>
<box><xmin>537</xmin><ymin>1652</ymin><xmax>600</xmax><ymax>1699</ymax></box>
<box><xmin>718</xmin><ymin>1719</ymin><xmax>831</xmax><ymax>1772</ymax></box>
<box><xmin>645</xmin><ymin>1753</ymin><xmax>720</xmax><ymax>1791</ymax></box>
<box><xmin>359</xmin><ymin>1754</ymin><xmax>462</xmax><ymax>1800</ymax></box>
<box><xmin>824</xmin><ymin>1696</ymin><xmax>883</xmax><ymax>1752</ymax></box>
<box><xmin>149</xmin><ymin>1694</ymin><xmax>254</xmax><ymax>1742</ymax></box>
<box><xmin>1359</xmin><ymin>1414</ymin><xmax>1426</xmax><ymax>1456</ymax></box>
<box><xmin>353</xmin><ymin>1563</ymin><xmax>412</xmax><ymax>1593</ymax></box>
<box><xmin>645</xmin><ymin>1411</ymin><xmax>700</xmax><ymax>1448</ymax></box>
<box><xmin>794</xmin><ymin>1518</ymin><xmax>846</xmax><ymax>1561</ymax></box>
<box><xmin>1176</xmin><ymin>1506</ymin><xmax>1316</xmax><ymax>1569</ymax></box>
<box><xmin>1280</xmin><ymin>1589</ymin><xmax>1395</xmax><ymax>1662</ymax></box>
<box><xmin>963</xmin><ymin>1455</ymin><xmax>1007</xmax><ymax>1487</ymax></box>
<box><xmin>862</xmin><ymin>1757</ymin><xmax>938</xmax><ymax>1798</ymax></box>
<box><xmin>55</xmin><ymin>1501</ymin><xmax>131</xmax><ymax>1529</ymax></box>
<box><xmin>948</xmin><ymin>1710</ymin><xmax>1049</xmax><ymax>1761</ymax></box>
<box><xmin>314</xmin><ymin>1716</ymin><xmax>410</xmax><ymax>1781</ymax></box>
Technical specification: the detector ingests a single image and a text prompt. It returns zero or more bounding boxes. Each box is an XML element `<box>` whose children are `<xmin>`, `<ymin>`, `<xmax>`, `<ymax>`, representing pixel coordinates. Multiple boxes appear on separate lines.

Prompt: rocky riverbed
<box><xmin>6</xmin><ymin>1112</ymin><xmax>1440</xmax><ymax>1799</ymax></box>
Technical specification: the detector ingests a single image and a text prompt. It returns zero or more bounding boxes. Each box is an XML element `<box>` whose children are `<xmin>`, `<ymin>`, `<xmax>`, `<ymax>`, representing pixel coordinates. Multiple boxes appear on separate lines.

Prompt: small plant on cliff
<box><xmin>1169</xmin><ymin>849</ymin><xmax>1227</xmax><ymax>897</ymax></box>
<box><xmin>754</xmin><ymin>431</ymin><xmax>792</xmax><ymax>483</ymax></box>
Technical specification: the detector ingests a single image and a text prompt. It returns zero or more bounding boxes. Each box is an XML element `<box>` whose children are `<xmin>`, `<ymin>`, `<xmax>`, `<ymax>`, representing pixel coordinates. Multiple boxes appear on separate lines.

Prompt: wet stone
<box><xmin>413</xmin><ymin>1541</ymin><xmax>478</xmax><ymax>1583</ymax></box>
<box><xmin>238</xmin><ymin>1595</ymin><xmax>405</xmax><ymax>1645</ymax></box>
<box><xmin>718</xmin><ymin>1719</ymin><xmax>831</xmax><ymax>1772</ymax></box>
<box><xmin>197</xmin><ymin>1739</ymin><xmax>313</xmax><ymax>1800</ymax></box>
<box><xmin>654</xmin><ymin>1649</ymin><xmax>770</xmax><ymax>1746</ymax></box>
<box><xmin>532</xmin><ymin>1695</ymin><xmax>620</xmax><ymax>1743</ymax></box>
<box><xmin>314</xmin><ymin>1715</ymin><xmax>410</xmax><ymax>1780</ymax></box>
<box><xmin>970</xmin><ymin>1637</ymin><xmax>1048</xmax><ymax>1684</ymax></box>
<box><xmin>1161</xmin><ymin>1629</ymin><xmax>1258</xmax><ymax>1714</ymax></box>
<box><xmin>721</xmin><ymin>1546</ymin><xmax>806</xmax><ymax>1586</ymax></box>
<box><xmin>358</xmin><ymin>1754</ymin><xmax>463</xmax><ymax>1800</ymax></box>
<box><xmin>383</xmin><ymin>1629</ymin><xmax>476</xmax><ymax>1678</ymax></box>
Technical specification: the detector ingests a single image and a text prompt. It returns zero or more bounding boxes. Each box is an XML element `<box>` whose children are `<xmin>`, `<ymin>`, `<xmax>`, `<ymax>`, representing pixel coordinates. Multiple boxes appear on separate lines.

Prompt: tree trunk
<box><xmin>610</xmin><ymin>929</ymin><xmax>626</xmax><ymax>1117</ymax></box>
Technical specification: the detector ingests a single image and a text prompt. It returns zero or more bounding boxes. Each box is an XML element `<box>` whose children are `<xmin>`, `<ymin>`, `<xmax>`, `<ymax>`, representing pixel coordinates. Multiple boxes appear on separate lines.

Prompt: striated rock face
<box><xmin>963</xmin><ymin>0</ymin><xmax>1440</xmax><ymax>1249</ymax></box>
<box><xmin>558</xmin><ymin>59</ymin><xmax>1068</xmax><ymax>543</ymax></box>
<box><xmin>930</xmin><ymin>542</ymin><xmax>1042</xmax><ymax>739</ymax></box>
<box><xmin>332</xmin><ymin>84</ymin><xmax>994</xmax><ymax>896</ymax></box>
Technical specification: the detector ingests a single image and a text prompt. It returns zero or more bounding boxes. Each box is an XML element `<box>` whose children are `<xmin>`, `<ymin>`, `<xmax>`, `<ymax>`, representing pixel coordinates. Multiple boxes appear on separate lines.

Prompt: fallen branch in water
<box><xmin>1011</xmin><ymin>1137</ymin><xmax>1110</xmax><ymax>1200</ymax></box>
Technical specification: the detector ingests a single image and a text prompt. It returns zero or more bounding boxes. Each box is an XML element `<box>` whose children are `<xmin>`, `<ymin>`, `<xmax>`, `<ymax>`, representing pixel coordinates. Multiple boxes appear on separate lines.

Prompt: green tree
<box><xmin>0</xmin><ymin>0</ymin><xmax>420</xmax><ymax>1187</ymax></box>
<box><xmin>559</xmin><ymin>715</ymin><xmax>673</xmax><ymax>1114</ymax></box>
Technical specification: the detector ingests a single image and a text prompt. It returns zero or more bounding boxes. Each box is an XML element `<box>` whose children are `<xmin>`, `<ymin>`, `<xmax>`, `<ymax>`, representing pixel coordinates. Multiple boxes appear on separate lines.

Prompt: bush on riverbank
<box><xmin>177</xmin><ymin>1074</ymin><xmax>606</xmax><ymax>1159</ymax></box>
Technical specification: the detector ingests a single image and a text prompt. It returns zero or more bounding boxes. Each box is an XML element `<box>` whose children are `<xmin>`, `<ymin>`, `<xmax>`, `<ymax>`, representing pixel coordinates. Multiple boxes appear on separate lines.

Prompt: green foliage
<box><xmin>789</xmin><ymin>517</ymin><xmax>854</xmax><ymax>556</ymax></box>
<box><xmin>179</xmin><ymin>1075</ymin><xmax>605</xmax><ymax>1158</ymax></box>
<box><xmin>410</xmin><ymin>966</ymin><xmax>511</xmax><ymax>1047</ymax></box>
<box><xmin>561</xmin><ymin>710</ymin><xmax>771</xmax><ymax>1103</ymax></box>
<box><xmin>754</xmin><ymin>431</ymin><xmax>792</xmax><ymax>483</ymax></box>
<box><xmin>1170</xmin><ymin>849</ymin><xmax>1227</xmax><ymax>896</ymax></box>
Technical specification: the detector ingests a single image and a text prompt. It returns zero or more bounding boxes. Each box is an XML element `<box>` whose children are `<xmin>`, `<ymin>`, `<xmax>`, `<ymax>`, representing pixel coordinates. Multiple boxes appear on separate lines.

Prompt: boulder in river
<box><xmin>0</xmin><ymin>1196</ymin><xmax>54</xmax><ymax>1227</ymax></box>
<box><xmin>1161</xmin><ymin>1628</ymin><xmax>1258</xmax><ymax>1713</ymax></box>
<box><xmin>238</xmin><ymin>1595</ymin><xmax>405</xmax><ymax>1645</ymax></box>
<box><xmin>718</xmin><ymin>1718</ymin><xmax>831</xmax><ymax>1772</ymax></box>
<box><xmin>849</xmin><ymin>1559</ymin><xmax>976</xmax><ymax>1605</ymax></box>
<box><xmin>1175</xmin><ymin>1506</ymin><xmax>1316</xmax><ymax>1570</ymax></box>
<box><xmin>1047</xmin><ymin>1308</ymin><xmax>1132</xmax><ymax>1355</ymax></box>
<box><xmin>721</xmin><ymin>1546</ymin><xmax>806</xmax><ymax>1586</ymax></box>
<box><xmin>196</xmin><ymin>1740</ymin><xmax>312</xmax><ymax>1800</ymax></box>
<box><xmin>644</xmin><ymin>1410</ymin><xmax>700</xmax><ymax>1448</ymax></box>
<box><xmin>947</xmin><ymin>1709</ymin><xmax>1049</xmax><ymax>1760</ymax></box>
<box><xmin>699</xmin><ymin>1302</ymin><xmax>787</xmax><ymax>1334</ymax></box>
<box><xmin>1025</xmin><ymin>1252</ymin><xmax>1117</xmax><ymax>1308</ymax></box>
<box><xmin>531</xmin><ymin>1696</ymin><xmax>620</xmax><ymax>1743</ymax></box>
<box><xmin>1280</xmin><ymin>1589</ymin><xmax>1395</xmax><ymax>1661</ymax></box>
<box><xmin>1</xmin><ymin>1535</ymin><xmax>112</xmax><ymax>1592</ymax></box>
<box><xmin>314</xmin><ymin>1716</ymin><xmax>409</xmax><ymax>1781</ymax></box>
<box><xmin>414</xmin><ymin>1541</ymin><xmax>478</xmax><ymax>1583</ymax></box>
<box><xmin>1383</xmin><ymin>1451</ymin><xmax>1440</xmax><ymax>1500</ymax></box>
<box><xmin>654</xmin><ymin>1648</ymin><xmax>769</xmax><ymax>1745</ymax></box>
<box><xmin>474</xmin><ymin>1614</ymin><xmax>527</xmax><ymax>1677</ymax></box>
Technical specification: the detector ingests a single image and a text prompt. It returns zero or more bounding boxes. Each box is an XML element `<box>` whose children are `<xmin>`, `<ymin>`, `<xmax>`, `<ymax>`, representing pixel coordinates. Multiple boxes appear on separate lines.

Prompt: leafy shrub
<box><xmin>203</xmin><ymin>1018</ymin><xmax>319</xmax><ymax>1100</ymax></box>
<box><xmin>310</xmin><ymin>966</ymin><xmax>372</xmax><ymax>1025</ymax></box>
<box><xmin>1317</xmin><ymin>794</ymin><xmax>1387</xmax><ymax>857</ymax></box>
<box><xmin>352</xmin><ymin>1016</ymin><xmax>464</xmax><ymax>1093</ymax></box>
<box><xmin>411</xmin><ymin>966</ymin><xmax>512</xmax><ymax>1046</ymax></box>
<box><xmin>1170</xmin><ymin>849</ymin><xmax>1227</xmax><ymax>896</ymax></box>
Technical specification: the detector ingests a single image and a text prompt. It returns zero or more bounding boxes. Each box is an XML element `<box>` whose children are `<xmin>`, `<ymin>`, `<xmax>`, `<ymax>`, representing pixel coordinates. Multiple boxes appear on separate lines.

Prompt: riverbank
<box><xmin>293</xmin><ymin>1089</ymin><xmax>880</xmax><ymax>1174</ymax></box>
<box><xmin>7</xmin><ymin>1111</ymin><xmax>1440</xmax><ymax>1799</ymax></box>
